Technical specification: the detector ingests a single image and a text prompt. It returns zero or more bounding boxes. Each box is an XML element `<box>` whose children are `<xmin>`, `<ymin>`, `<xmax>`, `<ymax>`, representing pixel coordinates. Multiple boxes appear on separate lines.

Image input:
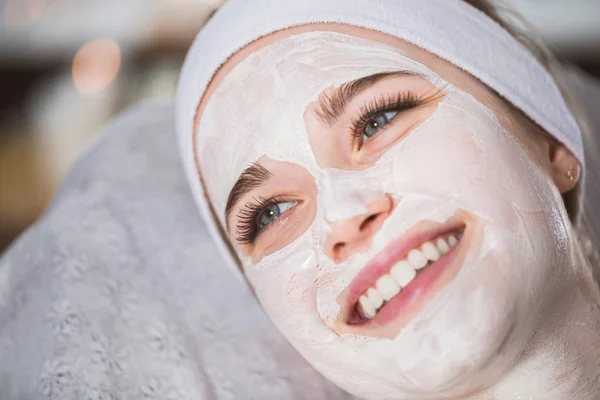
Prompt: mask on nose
<box><xmin>316</xmin><ymin>165</ymin><xmax>393</xmax><ymax>224</ymax></box>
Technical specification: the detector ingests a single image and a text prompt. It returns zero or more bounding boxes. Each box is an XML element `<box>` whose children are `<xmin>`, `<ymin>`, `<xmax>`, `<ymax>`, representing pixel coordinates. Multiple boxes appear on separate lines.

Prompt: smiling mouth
<box><xmin>346</xmin><ymin>226</ymin><xmax>465</xmax><ymax>325</ymax></box>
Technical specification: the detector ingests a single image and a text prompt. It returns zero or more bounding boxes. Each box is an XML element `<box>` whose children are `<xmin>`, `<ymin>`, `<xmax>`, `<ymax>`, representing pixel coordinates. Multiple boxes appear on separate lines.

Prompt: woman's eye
<box><xmin>258</xmin><ymin>201</ymin><xmax>296</xmax><ymax>228</ymax></box>
<box><xmin>363</xmin><ymin>111</ymin><xmax>398</xmax><ymax>141</ymax></box>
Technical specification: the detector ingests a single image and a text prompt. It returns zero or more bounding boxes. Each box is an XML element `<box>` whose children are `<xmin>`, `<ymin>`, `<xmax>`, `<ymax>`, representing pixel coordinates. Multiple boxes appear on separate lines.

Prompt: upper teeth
<box><xmin>357</xmin><ymin>234</ymin><xmax>459</xmax><ymax>320</ymax></box>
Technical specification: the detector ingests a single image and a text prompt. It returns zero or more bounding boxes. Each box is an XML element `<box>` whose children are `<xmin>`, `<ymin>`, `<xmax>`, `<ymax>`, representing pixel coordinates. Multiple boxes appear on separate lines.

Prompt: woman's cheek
<box><xmin>245</xmin><ymin>233</ymin><xmax>320</xmax><ymax>325</ymax></box>
<box><xmin>284</xmin><ymin>271</ymin><xmax>315</xmax><ymax>308</ymax></box>
<box><xmin>377</xmin><ymin>115</ymin><xmax>485</xmax><ymax>198</ymax></box>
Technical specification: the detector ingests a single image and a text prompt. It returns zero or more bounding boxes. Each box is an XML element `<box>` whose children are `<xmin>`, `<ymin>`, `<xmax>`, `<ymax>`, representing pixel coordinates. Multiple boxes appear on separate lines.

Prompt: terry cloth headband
<box><xmin>175</xmin><ymin>0</ymin><xmax>584</xmax><ymax>279</ymax></box>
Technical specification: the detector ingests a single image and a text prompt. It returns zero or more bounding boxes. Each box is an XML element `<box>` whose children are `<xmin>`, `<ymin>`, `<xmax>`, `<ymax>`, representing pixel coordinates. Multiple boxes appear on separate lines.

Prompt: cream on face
<box><xmin>196</xmin><ymin>32</ymin><xmax>572</xmax><ymax>399</ymax></box>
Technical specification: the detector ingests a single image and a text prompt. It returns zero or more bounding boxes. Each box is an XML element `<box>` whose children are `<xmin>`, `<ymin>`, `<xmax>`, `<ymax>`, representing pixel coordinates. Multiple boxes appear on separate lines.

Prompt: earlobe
<box><xmin>549</xmin><ymin>143</ymin><xmax>581</xmax><ymax>194</ymax></box>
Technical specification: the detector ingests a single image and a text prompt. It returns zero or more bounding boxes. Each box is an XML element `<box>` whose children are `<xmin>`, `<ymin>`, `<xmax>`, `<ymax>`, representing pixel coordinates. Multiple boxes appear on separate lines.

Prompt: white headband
<box><xmin>175</xmin><ymin>0</ymin><xmax>584</xmax><ymax>278</ymax></box>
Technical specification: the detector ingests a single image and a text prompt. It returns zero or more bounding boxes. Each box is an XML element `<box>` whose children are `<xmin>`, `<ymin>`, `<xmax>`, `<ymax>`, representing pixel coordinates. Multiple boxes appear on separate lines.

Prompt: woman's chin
<box><xmin>303</xmin><ymin>260</ymin><xmax>530</xmax><ymax>398</ymax></box>
<box><xmin>307</xmin><ymin>321</ymin><xmax>521</xmax><ymax>400</ymax></box>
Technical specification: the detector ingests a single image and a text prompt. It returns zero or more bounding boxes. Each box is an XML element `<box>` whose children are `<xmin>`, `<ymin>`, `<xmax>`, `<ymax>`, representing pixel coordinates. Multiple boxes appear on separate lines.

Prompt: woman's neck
<box><xmin>473</xmin><ymin>241</ymin><xmax>600</xmax><ymax>400</ymax></box>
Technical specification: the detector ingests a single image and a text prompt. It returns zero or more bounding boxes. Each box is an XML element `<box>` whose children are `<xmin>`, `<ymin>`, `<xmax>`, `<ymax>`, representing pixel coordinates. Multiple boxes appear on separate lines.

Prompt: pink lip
<box><xmin>342</xmin><ymin>220</ymin><xmax>465</xmax><ymax>325</ymax></box>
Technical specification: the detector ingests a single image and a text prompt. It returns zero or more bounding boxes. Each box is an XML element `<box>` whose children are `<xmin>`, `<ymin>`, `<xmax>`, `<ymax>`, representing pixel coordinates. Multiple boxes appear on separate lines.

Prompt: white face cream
<box><xmin>196</xmin><ymin>32</ymin><xmax>572</xmax><ymax>399</ymax></box>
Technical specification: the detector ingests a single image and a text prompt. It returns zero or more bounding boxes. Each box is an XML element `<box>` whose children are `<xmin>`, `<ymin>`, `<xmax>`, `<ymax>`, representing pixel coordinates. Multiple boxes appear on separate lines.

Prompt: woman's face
<box><xmin>194</xmin><ymin>25</ymin><xmax>575</xmax><ymax>399</ymax></box>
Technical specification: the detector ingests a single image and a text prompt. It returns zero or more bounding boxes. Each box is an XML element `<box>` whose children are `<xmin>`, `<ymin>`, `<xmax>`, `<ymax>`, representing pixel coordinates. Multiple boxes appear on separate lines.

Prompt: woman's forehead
<box><xmin>195</xmin><ymin>24</ymin><xmax>432</xmax><ymax>123</ymax></box>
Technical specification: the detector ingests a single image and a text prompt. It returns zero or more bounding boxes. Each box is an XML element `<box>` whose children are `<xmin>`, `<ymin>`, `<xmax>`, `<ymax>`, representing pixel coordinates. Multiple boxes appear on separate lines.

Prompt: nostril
<box><xmin>359</xmin><ymin>214</ymin><xmax>378</xmax><ymax>232</ymax></box>
<box><xmin>333</xmin><ymin>242</ymin><xmax>346</xmax><ymax>256</ymax></box>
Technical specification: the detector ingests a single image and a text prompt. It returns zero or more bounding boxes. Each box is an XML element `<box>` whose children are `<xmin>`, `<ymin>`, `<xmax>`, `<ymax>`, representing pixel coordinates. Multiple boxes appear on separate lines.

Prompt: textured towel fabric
<box><xmin>175</xmin><ymin>0</ymin><xmax>585</xmax><ymax>279</ymax></box>
<box><xmin>0</xmin><ymin>101</ymin><xmax>354</xmax><ymax>400</ymax></box>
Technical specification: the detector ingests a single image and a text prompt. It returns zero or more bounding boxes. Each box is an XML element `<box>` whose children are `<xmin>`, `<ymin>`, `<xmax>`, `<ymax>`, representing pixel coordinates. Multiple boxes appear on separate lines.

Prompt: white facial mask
<box><xmin>197</xmin><ymin>32</ymin><xmax>572</xmax><ymax>399</ymax></box>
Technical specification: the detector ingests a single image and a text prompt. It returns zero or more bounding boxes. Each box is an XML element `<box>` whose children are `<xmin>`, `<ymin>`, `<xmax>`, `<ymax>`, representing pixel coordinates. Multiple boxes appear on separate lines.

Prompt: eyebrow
<box><xmin>225</xmin><ymin>162</ymin><xmax>273</xmax><ymax>228</ymax></box>
<box><xmin>316</xmin><ymin>70</ymin><xmax>419</xmax><ymax>126</ymax></box>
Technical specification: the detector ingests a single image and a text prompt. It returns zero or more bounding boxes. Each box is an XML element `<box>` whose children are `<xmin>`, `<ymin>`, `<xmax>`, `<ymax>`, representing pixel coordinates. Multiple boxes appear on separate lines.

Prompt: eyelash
<box><xmin>349</xmin><ymin>91</ymin><xmax>422</xmax><ymax>149</ymax></box>
<box><xmin>235</xmin><ymin>195</ymin><xmax>291</xmax><ymax>245</ymax></box>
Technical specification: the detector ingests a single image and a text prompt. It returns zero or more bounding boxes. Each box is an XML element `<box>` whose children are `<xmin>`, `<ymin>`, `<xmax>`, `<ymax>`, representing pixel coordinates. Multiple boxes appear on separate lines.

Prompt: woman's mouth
<box><xmin>342</xmin><ymin>221</ymin><xmax>467</xmax><ymax>328</ymax></box>
<box><xmin>354</xmin><ymin>231</ymin><xmax>461</xmax><ymax>322</ymax></box>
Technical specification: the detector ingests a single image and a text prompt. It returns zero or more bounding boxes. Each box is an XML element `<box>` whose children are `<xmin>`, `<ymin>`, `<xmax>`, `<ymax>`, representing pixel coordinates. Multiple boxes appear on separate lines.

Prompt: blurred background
<box><xmin>0</xmin><ymin>0</ymin><xmax>599</xmax><ymax>252</ymax></box>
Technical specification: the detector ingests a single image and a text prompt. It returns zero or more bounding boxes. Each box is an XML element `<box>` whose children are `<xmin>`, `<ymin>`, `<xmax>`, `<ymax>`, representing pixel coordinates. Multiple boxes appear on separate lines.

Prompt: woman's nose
<box><xmin>324</xmin><ymin>195</ymin><xmax>393</xmax><ymax>263</ymax></box>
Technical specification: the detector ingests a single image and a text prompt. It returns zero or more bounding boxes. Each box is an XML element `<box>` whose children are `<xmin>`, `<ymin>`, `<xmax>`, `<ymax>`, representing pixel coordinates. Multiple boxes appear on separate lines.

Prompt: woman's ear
<box><xmin>549</xmin><ymin>142</ymin><xmax>581</xmax><ymax>194</ymax></box>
